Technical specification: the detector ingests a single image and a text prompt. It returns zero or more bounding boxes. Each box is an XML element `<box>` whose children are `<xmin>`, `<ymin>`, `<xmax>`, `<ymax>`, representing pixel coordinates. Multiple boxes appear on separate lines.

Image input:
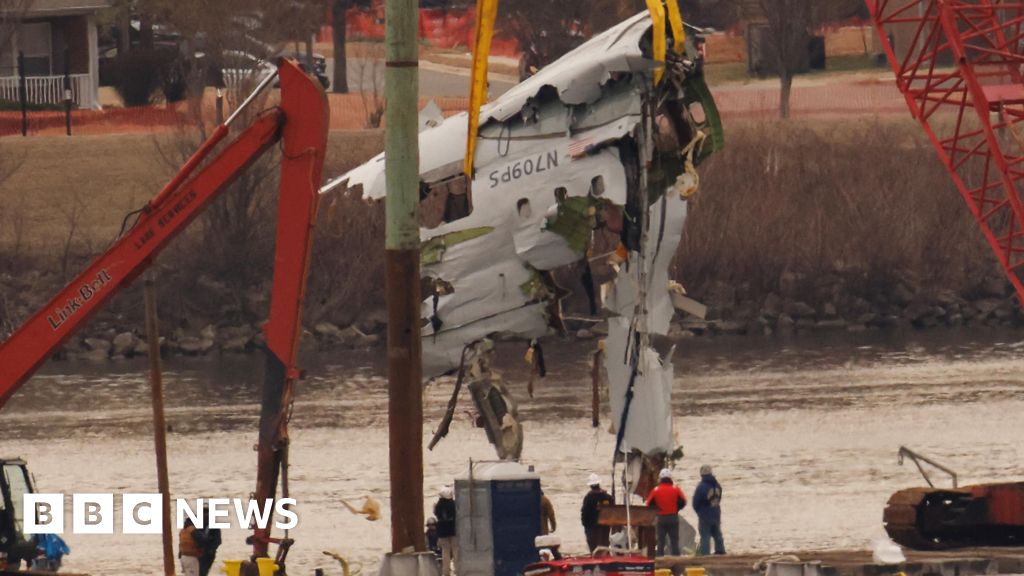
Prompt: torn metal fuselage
<box><xmin>325</xmin><ymin>10</ymin><xmax>722</xmax><ymax>461</ymax></box>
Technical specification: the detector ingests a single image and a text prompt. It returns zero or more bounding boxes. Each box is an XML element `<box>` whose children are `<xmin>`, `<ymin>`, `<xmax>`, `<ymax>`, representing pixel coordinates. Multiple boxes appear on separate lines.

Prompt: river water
<box><xmin>3</xmin><ymin>328</ymin><xmax>1024</xmax><ymax>575</ymax></box>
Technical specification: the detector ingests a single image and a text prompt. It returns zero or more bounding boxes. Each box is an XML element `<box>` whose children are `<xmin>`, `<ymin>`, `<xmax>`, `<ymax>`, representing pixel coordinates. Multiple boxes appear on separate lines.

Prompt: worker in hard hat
<box><xmin>434</xmin><ymin>487</ymin><xmax>458</xmax><ymax>576</ymax></box>
<box><xmin>425</xmin><ymin>516</ymin><xmax>441</xmax><ymax>559</ymax></box>
<box><xmin>645</xmin><ymin>468</ymin><xmax>687</xmax><ymax>557</ymax></box>
<box><xmin>579</xmin><ymin>473</ymin><xmax>613</xmax><ymax>552</ymax></box>
<box><xmin>693</xmin><ymin>465</ymin><xmax>725</xmax><ymax>556</ymax></box>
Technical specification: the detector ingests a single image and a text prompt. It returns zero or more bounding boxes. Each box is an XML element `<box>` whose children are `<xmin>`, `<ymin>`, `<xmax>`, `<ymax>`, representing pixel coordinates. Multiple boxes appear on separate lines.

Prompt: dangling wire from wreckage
<box><xmin>608</xmin><ymin>86</ymin><xmax>659</xmax><ymax>552</ymax></box>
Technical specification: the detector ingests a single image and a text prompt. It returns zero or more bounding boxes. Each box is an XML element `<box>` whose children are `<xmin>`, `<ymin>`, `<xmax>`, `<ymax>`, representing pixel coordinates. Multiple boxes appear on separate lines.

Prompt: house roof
<box><xmin>19</xmin><ymin>0</ymin><xmax>110</xmax><ymax>16</ymax></box>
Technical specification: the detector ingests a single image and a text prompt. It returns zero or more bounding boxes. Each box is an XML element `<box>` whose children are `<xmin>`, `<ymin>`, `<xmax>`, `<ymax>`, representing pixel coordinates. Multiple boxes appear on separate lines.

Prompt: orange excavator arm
<box><xmin>0</xmin><ymin>58</ymin><xmax>328</xmax><ymax>556</ymax></box>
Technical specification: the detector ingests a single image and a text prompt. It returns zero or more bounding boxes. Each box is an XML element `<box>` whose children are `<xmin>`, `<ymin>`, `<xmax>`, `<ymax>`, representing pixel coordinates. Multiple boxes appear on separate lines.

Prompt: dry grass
<box><xmin>675</xmin><ymin>118</ymin><xmax>995</xmax><ymax>300</ymax></box>
<box><xmin>0</xmin><ymin>129</ymin><xmax>384</xmax><ymax>328</ymax></box>
<box><xmin>0</xmin><ymin>130</ymin><xmax>383</xmax><ymax>251</ymax></box>
<box><xmin>0</xmin><ymin>118</ymin><xmax>1004</xmax><ymax>330</ymax></box>
<box><xmin>0</xmin><ymin>133</ymin><xmax>171</xmax><ymax>253</ymax></box>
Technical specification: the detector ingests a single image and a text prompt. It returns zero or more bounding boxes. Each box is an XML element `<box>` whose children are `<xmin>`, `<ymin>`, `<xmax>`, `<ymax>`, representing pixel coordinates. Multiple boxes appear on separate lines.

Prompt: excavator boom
<box><xmin>0</xmin><ymin>109</ymin><xmax>281</xmax><ymax>405</ymax></box>
<box><xmin>0</xmin><ymin>58</ymin><xmax>329</xmax><ymax>558</ymax></box>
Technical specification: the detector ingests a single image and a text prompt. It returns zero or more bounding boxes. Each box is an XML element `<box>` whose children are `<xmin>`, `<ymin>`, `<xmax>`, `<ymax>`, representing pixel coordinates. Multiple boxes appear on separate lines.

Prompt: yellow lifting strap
<box><xmin>464</xmin><ymin>0</ymin><xmax>500</xmax><ymax>178</ymax></box>
<box><xmin>665</xmin><ymin>0</ymin><xmax>687</xmax><ymax>55</ymax></box>
<box><xmin>645</xmin><ymin>0</ymin><xmax>667</xmax><ymax>84</ymax></box>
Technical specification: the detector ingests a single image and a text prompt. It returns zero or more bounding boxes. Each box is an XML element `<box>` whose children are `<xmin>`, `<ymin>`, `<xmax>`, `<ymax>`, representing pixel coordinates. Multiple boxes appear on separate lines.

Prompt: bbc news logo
<box><xmin>23</xmin><ymin>495</ymin><xmax>298</xmax><ymax>535</ymax></box>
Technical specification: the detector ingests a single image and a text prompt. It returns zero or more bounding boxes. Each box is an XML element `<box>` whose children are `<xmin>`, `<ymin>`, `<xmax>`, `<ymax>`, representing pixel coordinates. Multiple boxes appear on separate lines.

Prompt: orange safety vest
<box><xmin>179</xmin><ymin>525</ymin><xmax>202</xmax><ymax>558</ymax></box>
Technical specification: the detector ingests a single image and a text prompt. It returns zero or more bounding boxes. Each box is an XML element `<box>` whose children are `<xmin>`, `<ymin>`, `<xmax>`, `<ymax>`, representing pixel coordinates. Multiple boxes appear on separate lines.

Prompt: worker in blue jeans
<box><xmin>645</xmin><ymin>468</ymin><xmax>687</xmax><ymax>557</ymax></box>
<box><xmin>692</xmin><ymin>465</ymin><xmax>726</xmax><ymax>555</ymax></box>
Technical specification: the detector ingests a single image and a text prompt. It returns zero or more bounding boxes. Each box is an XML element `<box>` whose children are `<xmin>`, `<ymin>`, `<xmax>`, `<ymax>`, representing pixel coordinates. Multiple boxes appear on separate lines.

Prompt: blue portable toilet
<box><xmin>455</xmin><ymin>461</ymin><xmax>541</xmax><ymax>576</ymax></box>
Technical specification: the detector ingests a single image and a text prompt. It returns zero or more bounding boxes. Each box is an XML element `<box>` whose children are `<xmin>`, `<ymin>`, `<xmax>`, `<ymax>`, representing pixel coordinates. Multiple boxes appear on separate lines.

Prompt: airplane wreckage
<box><xmin>323</xmin><ymin>7</ymin><xmax>723</xmax><ymax>489</ymax></box>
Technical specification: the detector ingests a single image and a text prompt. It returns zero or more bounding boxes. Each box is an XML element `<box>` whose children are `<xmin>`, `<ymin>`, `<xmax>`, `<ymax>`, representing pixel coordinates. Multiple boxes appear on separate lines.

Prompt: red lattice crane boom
<box><xmin>868</xmin><ymin>0</ymin><xmax>1024</xmax><ymax>549</ymax></box>
<box><xmin>868</xmin><ymin>0</ymin><xmax>1024</xmax><ymax>300</ymax></box>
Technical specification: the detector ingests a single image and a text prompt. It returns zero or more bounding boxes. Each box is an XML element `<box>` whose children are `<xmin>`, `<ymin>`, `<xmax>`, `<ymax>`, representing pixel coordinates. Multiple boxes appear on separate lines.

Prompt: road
<box><xmin>327</xmin><ymin>57</ymin><xmax>517</xmax><ymax>98</ymax></box>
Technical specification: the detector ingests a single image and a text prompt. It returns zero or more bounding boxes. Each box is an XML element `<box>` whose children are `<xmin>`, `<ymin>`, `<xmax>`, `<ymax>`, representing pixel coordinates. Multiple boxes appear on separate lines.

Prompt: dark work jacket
<box><xmin>193</xmin><ymin>526</ymin><xmax>221</xmax><ymax>558</ymax></box>
<box><xmin>434</xmin><ymin>497</ymin><xmax>457</xmax><ymax>538</ymax></box>
<box><xmin>692</xmin><ymin>474</ymin><xmax>723</xmax><ymax>523</ymax></box>
<box><xmin>580</xmin><ymin>488</ymin><xmax>613</xmax><ymax>528</ymax></box>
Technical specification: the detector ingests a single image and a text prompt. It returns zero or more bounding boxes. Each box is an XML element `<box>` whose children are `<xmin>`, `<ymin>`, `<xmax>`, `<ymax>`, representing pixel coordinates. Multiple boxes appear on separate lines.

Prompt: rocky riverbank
<box><xmin>4</xmin><ymin>262</ymin><xmax>1021</xmax><ymax>364</ymax></box>
<box><xmin>675</xmin><ymin>266</ymin><xmax>1023</xmax><ymax>338</ymax></box>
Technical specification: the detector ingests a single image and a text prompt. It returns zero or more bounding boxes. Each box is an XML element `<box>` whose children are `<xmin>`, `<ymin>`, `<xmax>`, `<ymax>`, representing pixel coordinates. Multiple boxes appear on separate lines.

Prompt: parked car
<box><xmin>276</xmin><ymin>50</ymin><xmax>330</xmax><ymax>89</ymax></box>
<box><xmin>98</xmin><ymin>41</ymin><xmax>181</xmax><ymax>87</ymax></box>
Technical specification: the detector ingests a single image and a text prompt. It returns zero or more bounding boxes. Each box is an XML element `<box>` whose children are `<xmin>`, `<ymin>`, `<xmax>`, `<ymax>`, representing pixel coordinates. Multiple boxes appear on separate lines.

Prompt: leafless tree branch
<box><xmin>0</xmin><ymin>0</ymin><xmax>32</xmax><ymax>55</ymax></box>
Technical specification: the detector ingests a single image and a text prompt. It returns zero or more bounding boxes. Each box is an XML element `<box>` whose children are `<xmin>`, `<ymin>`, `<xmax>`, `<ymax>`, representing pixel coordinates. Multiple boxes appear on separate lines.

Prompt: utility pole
<box><xmin>384</xmin><ymin>0</ymin><xmax>424</xmax><ymax>554</ymax></box>
<box><xmin>18</xmin><ymin>52</ymin><xmax>27</xmax><ymax>137</ymax></box>
<box><xmin>144</xmin><ymin>272</ymin><xmax>175</xmax><ymax>576</ymax></box>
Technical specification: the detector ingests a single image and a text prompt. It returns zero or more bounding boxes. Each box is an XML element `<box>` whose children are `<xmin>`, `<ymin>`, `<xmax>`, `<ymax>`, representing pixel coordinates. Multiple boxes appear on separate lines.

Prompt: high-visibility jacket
<box><xmin>179</xmin><ymin>525</ymin><xmax>202</xmax><ymax>558</ymax></box>
<box><xmin>645</xmin><ymin>481</ymin><xmax>687</xmax><ymax>516</ymax></box>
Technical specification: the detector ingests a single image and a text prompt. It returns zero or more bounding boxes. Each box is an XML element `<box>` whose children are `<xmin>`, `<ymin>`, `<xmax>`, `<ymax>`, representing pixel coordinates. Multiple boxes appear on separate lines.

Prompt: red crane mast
<box><xmin>868</xmin><ymin>0</ymin><xmax>1024</xmax><ymax>300</ymax></box>
<box><xmin>868</xmin><ymin>0</ymin><xmax>1024</xmax><ymax>548</ymax></box>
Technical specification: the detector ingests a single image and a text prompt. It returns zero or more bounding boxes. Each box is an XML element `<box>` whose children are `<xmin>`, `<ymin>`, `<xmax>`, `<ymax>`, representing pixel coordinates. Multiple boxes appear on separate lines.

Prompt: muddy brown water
<box><xmin>3</xmin><ymin>328</ymin><xmax>1024</xmax><ymax>575</ymax></box>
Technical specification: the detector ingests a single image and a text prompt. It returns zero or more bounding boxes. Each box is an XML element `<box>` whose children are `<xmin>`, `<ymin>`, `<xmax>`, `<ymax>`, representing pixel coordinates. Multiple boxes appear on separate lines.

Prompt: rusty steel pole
<box><xmin>144</xmin><ymin>273</ymin><xmax>175</xmax><ymax>576</ymax></box>
<box><xmin>592</xmin><ymin>346</ymin><xmax>603</xmax><ymax>428</ymax></box>
<box><xmin>384</xmin><ymin>0</ymin><xmax>424</xmax><ymax>554</ymax></box>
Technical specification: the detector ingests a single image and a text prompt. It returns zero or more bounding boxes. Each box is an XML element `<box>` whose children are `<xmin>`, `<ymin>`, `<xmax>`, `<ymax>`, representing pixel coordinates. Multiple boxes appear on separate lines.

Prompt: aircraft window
<box><xmin>590</xmin><ymin>176</ymin><xmax>605</xmax><ymax>197</ymax></box>
<box><xmin>517</xmin><ymin>198</ymin><xmax>531</xmax><ymax>219</ymax></box>
<box><xmin>690</xmin><ymin>102</ymin><xmax>706</xmax><ymax>124</ymax></box>
<box><xmin>420</xmin><ymin>175</ymin><xmax>473</xmax><ymax>229</ymax></box>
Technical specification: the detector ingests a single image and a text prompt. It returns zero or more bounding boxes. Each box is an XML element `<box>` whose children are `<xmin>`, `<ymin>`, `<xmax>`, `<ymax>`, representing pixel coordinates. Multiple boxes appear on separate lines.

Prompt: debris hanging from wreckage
<box><xmin>322</xmin><ymin>6</ymin><xmax>722</xmax><ymax>462</ymax></box>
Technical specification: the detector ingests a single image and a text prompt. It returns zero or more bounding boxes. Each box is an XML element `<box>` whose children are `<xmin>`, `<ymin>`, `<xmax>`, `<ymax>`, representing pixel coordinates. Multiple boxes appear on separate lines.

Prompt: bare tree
<box><xmin>0</xmin><ymin>171</ymin><xmax>28</xmax><ymax>338</ymax></box>
<box><xmin>0</xmin><ymin>138</ymin><xmax>26</xmax><ymax>271</ymax></box>
<box><xmin>332</xmin><ymin>0</ymin><xmax>350</xmax><ymax>93</ymax></box>
<box><xmin>502</xmin><ymin>0</ymin><xmax>742</xmax><ymax>75</ymax></box>
<box><xmin>58</xmin><ymin>190</ymin><xmax>85</xmax><ymax>282</ymax></box>
<box><xmin>681</xmin><ymin>0</ymin><xmax>741</xmax><ymax>30</ymax></box>
<box><xmin>152</xmin><ymin>45</ymin><xmax>279</xmax><ymax>297</ymax></box>
<box><xmin>501</xmin><ymin>0</ymin><xmax>589</xmax><ymax>70</ymax></box>
<box><xmin>0</xmin><ymin>163</ymin><xmax>27</xmax><ymax>273</ymax></box>
<box><xmin>262</xmin><ymin>1</ymin><xmax>323</xmax><ymax>53</ymax></box>
<box><xmin>757</xmin><ymin>0</ymin><xmax>812</xmax><ymax>118</ymax></box>
<box><xmin>757</xmin><ymin>0</ymin><xmax>863</xmax><ymax>118</ymax></box>
<box><xmin>349</xmin><ymin>42</ymin><xmax>383</xmax><ymax>127</ymax></box>
<box><xmin>0</xmin><ymin>0</ymin><xmax>32</xmax><ymax>62</ymax></box>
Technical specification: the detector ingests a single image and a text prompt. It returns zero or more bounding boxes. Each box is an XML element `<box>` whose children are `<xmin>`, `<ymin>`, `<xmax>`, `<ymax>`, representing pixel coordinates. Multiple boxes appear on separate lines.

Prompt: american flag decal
<box><xmin>568</xmin><ymin>137</ymin><xmax>594</xmax><ymax>158</ymax></box>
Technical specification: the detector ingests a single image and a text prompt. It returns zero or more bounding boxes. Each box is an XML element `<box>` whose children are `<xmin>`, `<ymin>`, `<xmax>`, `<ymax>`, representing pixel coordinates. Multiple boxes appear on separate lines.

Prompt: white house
<box><xmin>0</xmin><ymin>0</ymin><xmax>109</xmax><ymax>109</ymax></box>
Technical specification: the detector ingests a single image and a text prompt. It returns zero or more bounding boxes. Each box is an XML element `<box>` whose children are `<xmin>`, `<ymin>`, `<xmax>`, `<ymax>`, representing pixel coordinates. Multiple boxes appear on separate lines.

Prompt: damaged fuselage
<box><xmin>324</xmin><ymin>8</ymin><xmax>722</xmax><ymax>464</ymax></box>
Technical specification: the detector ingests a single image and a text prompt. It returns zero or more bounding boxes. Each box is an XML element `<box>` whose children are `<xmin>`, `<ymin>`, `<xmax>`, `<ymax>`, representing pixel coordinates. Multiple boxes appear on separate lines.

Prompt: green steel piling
<box><xmin>384</xmin><ymin>0</ymin><xmax>425</xmax><ymax>554</ymax></box>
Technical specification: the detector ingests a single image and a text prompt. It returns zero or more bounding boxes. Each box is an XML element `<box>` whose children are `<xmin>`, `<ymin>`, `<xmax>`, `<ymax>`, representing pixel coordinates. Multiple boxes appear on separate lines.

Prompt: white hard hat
<box><xmin>440</xmin><ymin>486</ymin><xmax>453</xmax><ymax>499</ymax></box>
<box><xmin>659</xmin><ymin>468</ymin><xmax>672</xmax><ymax>481</ymax></box>
<box><xmin>587</xmin><ymin>473</ymin><xmax>601</xmax><ymax>487</ymax></box>
<box><xmin>700</xmin><ymin>464</ymin><xmax>713</xmax><ymax>476</ymax></box>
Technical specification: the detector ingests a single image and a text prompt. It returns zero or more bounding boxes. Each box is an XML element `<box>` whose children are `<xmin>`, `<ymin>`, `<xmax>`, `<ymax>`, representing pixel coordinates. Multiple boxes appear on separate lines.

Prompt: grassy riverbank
<box><xmin>0</xmin><ymin>118</ymin><xmax>1015</xmax><ymax>357</ymax></box>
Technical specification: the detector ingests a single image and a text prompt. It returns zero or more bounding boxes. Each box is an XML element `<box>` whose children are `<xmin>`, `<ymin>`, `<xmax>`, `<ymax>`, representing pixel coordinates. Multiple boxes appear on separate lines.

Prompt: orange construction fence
<box><xmin>0</xmin><ymin>94</ymin><xmax>472</xmax><ymax>137</ymax></box>
<box><xmin>319</xmin><ymin>7</ymin><xmax>520</xmax><ymax>57</ymax></box>
<box><xmin>0</xmin><ymin>79</ymin><xmax>907</xmax><ymax>138</ymax></box>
